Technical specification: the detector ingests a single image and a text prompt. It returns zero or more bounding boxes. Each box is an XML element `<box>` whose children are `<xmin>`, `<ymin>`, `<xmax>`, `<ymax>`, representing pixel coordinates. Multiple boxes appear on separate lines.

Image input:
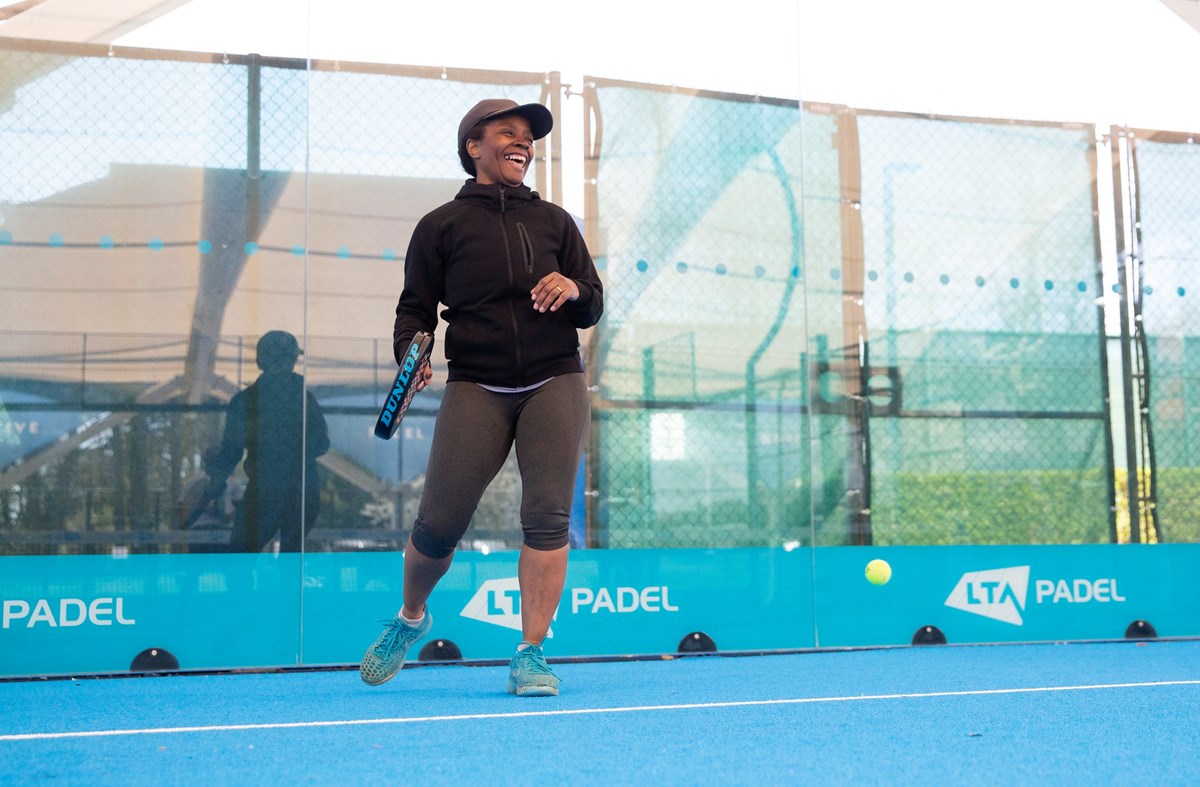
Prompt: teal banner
<box><xmin>303</xmin><ymin>547</ymin><xmax>812</xmax><ymax>665</ymax></box>
<box><xmin>812</xmin><ymin>544</ymin><xmax>1200</xmax><ymax>646</ymax></box>
<box><xmin>0</xmin><ymin>554</ymin><xmax>304</xmax><ymax>675</ymax></box>
<box><xmin>0</xmin><ymin>548</ymin><xmax>812</xmax><ymax>676</ymax></box>
<box><xmin>1</xmin><ymin>545</ymin><xmax>1197</xmax><ymax>677</ymax></box>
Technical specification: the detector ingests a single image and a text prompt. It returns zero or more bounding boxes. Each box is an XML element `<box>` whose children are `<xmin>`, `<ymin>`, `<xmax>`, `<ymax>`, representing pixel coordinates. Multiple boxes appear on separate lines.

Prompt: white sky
<box><xmin>112</xmin><ymin>0</ymin><xmax>1200</xmax><ymax>130</ymax></box>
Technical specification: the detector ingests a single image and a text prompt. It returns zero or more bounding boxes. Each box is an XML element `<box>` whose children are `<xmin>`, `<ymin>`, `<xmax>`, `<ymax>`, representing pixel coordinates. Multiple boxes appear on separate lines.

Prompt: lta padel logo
<box><xmin>460</xmin><ymin>577</ymin><xmax>680</xmax><ymax>635</ymax></box>
<box><xmin>945</xmin><ymin>566</ymin><xmax>1030</xmax><ymax>625</ymax></box>
<box><xmin>944</xmin><ymin>565</ymin><xmax>1128</xmax><ymax>626</ymax></box>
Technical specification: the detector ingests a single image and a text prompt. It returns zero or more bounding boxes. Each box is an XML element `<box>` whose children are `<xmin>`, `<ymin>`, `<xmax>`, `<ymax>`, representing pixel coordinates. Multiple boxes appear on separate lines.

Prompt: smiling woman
<box><xmin>456</xmin><ymin>99</ymin><xmax>552</xmax><ymax>188</ymax></box>
<box><xmin>358</xmin><ymin>96</ymin><xmax>605</xmax><ymax>698</ymax></box>
<box><xmin>469</xmin><ymin>118</ymin><xmax>534</xmax><ymax>188</ymax></box>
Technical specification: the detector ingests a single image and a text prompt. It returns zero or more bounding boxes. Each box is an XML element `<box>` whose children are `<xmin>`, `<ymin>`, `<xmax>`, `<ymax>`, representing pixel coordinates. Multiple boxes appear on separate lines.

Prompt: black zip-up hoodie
<box><xmin>393</xmin><ymin>180</ymin><xmax>603</xmax><ymax>388</ymax></box>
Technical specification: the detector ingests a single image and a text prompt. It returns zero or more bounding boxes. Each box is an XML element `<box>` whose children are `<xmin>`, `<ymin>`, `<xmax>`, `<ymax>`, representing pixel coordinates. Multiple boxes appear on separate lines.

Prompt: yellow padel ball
<box><xmin>865</xmin><ymin>558</ymin><xmax>892</xmax><ymax>586</ymax></box>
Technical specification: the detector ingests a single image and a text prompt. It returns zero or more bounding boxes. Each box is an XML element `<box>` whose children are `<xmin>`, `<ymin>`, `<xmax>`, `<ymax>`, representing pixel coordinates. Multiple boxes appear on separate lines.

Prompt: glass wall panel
<box><xmin>821</xmin><ymin>112</ymin><xmax>1111</xmax><ymax>547</ymax></box>
<box><xmin>583</xmin><ymin>84</ymin><xmax>811</xmax><ymax>553</ymax></box>
<box><xmin>1</xmin><ymin>26</ymin><xmax>314</xmax><ymax>670</ymax></box>
<box><xmin>0</xmin><ymin>41</ymin><xmax>273</xmax><ymax>557</ymax></box>
<box><xmin>3</xmin><ymin>1</ymin><xmax>1198</xmax><ymax>677</ymax></box>
<box><xmin>1126</xmin><ymin>130</ymin><xmax>1200</xmax><ymax>544</ymax></box>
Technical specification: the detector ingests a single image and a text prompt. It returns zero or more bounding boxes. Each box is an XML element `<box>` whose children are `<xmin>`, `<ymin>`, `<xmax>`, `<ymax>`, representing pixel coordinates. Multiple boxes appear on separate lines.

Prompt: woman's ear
<box><xmin>465</xmin><ymin>138</ymin><xmax>480</xmax><ymax>160</ymax></box>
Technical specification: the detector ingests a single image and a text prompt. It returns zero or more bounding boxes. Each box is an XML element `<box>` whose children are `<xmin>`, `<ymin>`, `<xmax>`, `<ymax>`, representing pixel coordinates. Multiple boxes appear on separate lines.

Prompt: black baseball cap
<box><xmin>457</xmin><ymin>99</ymin><xmax>553</xmax><ymax>153</ymax></box>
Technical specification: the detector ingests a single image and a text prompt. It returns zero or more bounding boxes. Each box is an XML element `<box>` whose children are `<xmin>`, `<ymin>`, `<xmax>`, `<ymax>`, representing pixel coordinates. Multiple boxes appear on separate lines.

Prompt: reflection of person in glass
<box><xmin>359</xmin><ymin>99</ymin><xmax>603</xmax><ymax>697</ymax></box>
<box><xmin>206</xmin><ymin>330</ymin><xmax>330</xmax><ymax>552</ymax></box>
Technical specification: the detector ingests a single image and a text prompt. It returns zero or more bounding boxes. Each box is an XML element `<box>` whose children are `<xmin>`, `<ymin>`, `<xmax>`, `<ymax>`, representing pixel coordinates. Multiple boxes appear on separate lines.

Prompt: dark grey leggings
<box><xmin>410</xmin><ymin>373</ymin><xmax>590</xmax><ymax>558</ymax></box>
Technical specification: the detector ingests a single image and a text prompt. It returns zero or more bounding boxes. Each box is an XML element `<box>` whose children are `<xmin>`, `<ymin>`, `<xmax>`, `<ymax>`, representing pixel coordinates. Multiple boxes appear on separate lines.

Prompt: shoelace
<box><xmin>515</xmin><ymin>647</ymin><xmax>556</xmax><ymax>676</ymax></box>
<box><xmin>372</xmin><ymin>619</ymin><xmax>406</xmax><ymax>658</ymax></box>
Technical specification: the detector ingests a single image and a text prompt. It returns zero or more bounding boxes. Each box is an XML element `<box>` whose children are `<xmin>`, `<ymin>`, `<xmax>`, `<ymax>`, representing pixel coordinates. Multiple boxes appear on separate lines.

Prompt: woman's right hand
<box><xmin>415</xmin><ymin>362</ymin><xmax>433</xmax><ymax>392</ymax></box>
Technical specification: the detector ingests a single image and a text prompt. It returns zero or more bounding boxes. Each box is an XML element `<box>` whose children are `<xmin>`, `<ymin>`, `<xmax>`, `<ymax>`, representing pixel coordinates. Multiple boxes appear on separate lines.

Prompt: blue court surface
<box><xmin>2</xmin><ymin>640</ymin><xmax>1198</xmax><ymax>785</ymax></box>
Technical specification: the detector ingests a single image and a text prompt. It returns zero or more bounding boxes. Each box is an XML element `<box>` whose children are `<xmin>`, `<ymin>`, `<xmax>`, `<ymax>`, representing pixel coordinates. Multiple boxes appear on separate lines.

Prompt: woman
<box><xmin>360</xmin><ymin>99</ymin><xmax>603</xmax><ymax>697</ymax></box>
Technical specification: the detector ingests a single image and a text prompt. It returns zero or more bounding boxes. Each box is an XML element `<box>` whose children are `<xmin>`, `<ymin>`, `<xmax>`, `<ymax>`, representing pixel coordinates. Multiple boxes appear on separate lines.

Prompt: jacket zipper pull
<box><xmin>500</xmin><ymin>186</ymin><xmax>506</xmax><ymax>213</ymax></box>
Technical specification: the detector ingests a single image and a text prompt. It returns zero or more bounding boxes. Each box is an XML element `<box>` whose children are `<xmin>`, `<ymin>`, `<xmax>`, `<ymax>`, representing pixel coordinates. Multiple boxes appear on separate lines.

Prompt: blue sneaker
<box><xmin>359</xmin><ymin>612</ymin><xmax>432</xmax><ymax>686</ymax></box>
<box><xmin>506</xmin><ymin>644</ymin><xmax>560</xmax><ymax>697</ymax></box>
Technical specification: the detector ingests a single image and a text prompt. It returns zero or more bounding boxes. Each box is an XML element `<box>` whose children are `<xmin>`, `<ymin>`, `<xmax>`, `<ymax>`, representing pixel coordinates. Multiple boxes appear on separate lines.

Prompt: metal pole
<box><xmin>1111</xmin><ymin>128</ymin><xmax>1141</xmax><ymax>543</ymax></box>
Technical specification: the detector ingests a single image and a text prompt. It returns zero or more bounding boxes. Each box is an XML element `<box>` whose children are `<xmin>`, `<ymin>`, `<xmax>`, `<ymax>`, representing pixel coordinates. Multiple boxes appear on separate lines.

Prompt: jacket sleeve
<box><xmin>393</xmin><ymin>211</ymin><xmax>444</xmax><ymax>363</ymax></box>
<box><xmin>559</xmin><ymin>212</ymin><xmax>604</xmax><ymax>330</ymax></box>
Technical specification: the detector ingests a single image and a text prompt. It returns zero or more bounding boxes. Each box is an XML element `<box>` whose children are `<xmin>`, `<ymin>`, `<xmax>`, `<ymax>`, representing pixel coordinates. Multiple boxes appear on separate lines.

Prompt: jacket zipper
<box><xmin>516</xmin><ymin>223</ymin><xmax>534</xmax><ymax>274</ymax></box>
<box><xmin>499</xmin><ymin>187</ymin><xmax>526</xmax><ymax>384</ymax></box>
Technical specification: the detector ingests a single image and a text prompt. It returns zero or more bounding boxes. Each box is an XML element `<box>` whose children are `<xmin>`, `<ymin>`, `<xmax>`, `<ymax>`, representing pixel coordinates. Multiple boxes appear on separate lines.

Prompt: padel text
<box><xmin>570</xmin><ymin>586</ymin><xmax>679</xmax><ymax>614</ymax></box>
<box><xmin>3</xmin><ymin>597</ymin><xmax>136</xmax><ymax>629</ymax></box>
<box><xmin>1034</xmin><ymin>578</ymin><xmax>1126</xmax><ymax>604</ymax></box>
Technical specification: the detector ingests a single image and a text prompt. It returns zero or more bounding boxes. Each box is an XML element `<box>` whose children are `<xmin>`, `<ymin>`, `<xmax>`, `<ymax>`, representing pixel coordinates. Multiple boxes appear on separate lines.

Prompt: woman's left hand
<box><xmin>531</xmin><ymin>274</ymin><xmax>578</xmax><ymax>313</ymax></box>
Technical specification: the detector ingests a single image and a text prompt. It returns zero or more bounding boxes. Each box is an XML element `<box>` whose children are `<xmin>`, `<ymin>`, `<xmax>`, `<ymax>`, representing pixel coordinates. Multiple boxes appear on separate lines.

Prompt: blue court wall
<box><xmin>3</xmin><ymin>544</ymin><xmax>1197</xmax><ymax>677</ymax></box>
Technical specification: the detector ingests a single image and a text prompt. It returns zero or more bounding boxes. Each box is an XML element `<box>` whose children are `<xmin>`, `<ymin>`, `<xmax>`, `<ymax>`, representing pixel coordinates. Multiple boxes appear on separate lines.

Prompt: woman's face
<box><xmin>467</xmin><ymin>115</ymin><xmax>534</xmax><ymax>187</ymax></box>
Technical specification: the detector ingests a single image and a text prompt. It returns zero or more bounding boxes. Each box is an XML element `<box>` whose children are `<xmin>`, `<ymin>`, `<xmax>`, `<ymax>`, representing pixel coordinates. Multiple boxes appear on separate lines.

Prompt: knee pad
<box><xmin>410</xmin><ymin>519</ymin><xmax>459</xmax><ymax>559</ymax></box>
<box><xmin>522</xmin><ymin>514</ymin><xmax>570</xmax><ymax>551</ymax></box>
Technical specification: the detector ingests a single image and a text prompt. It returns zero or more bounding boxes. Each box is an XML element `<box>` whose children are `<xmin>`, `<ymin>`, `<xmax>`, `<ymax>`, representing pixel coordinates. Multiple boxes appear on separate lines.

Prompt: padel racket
<box><xmin>374</xmin><ymin>331</ymin><xmax>434</xmax><ymax>439</ymax></box>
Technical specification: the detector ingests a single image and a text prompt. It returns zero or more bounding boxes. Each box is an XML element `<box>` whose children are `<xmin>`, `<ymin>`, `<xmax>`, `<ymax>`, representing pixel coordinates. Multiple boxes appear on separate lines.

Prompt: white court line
<box><xmin>3</xmin><ymin>679</ymin><xmax>1199</xmax><ymax>742</ymax></box>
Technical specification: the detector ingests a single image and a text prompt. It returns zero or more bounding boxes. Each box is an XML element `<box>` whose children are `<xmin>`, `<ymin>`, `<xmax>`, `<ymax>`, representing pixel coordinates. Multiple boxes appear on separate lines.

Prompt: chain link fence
<box><xmin>584</xmin><ymin>83</ymin><xmax>810</xmax><ymax>548</ymax></box>
<box><xmin>1126</xmin><ymin>129</ymin><xmax>1200</xmax><ymax>543</ymax></box>
<box><xmin>0</xmin><ymin>39</ymin><xmax>552</xmax><ymax>554</ymax></box>
<box><xmin>842</xmin><ymin>111</ymin><xmax>1111</xmax><ymax>547</ymax></box>
<box><xmin>2</xmin><ymin>38</ymin><xmax>1197</xmax><ymax>555</ymax></box>
<box><xmin>585</xmin><ymin>81</ymin><xmax>1178</xmax><ymax>550</ymax></box>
